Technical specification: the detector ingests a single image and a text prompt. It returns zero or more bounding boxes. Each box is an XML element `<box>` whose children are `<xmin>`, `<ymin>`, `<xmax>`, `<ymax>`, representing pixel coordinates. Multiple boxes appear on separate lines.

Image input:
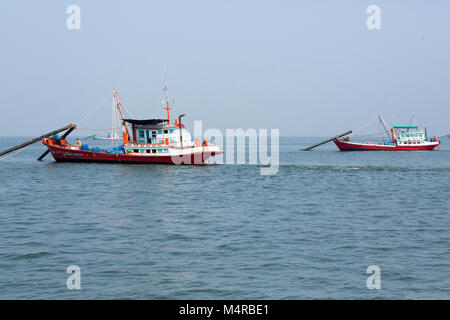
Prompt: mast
<box><xmin>378</xmin><ymin>114</ymin><xmax>392</xmax><ymax>142</ymax></box>
<box><xmin>112</xmin><ymin>89</ymin><xmax>129</xmax><ymax>144</ymax></box>
<box><xmin>163</xmin><ymin>84</ymin><xmax>171</xmax><ymax>123</ymax></box>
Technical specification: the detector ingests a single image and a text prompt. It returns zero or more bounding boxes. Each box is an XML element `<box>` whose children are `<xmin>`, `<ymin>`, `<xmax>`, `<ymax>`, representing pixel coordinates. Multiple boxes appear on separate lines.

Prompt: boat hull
<box><xmin>334</xmin><ymin>139</ymin><xmax>440</xmax><ymax>151</ymax></box>
<box><xmin>45</xmin><ymin>144</ymin><xmax>222</xmax><ymax>164</ymax></box>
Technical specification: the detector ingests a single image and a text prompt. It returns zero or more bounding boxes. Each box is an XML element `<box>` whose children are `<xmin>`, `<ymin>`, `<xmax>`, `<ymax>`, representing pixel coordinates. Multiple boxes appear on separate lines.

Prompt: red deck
<box><xmin>334</xmin><ymin>139</ymin><xmax>439</xmax><ymax>151</ymax></box>
<box><xmin>45</xmin><ymin>144</ymin><xmax>223</xmax><ymax>164</ymax></box>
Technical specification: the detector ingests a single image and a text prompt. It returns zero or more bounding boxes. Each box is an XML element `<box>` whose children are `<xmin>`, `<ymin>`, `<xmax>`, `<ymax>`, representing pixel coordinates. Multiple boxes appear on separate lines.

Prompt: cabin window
<box><xmin>152</xmin><ymin>149</ymin><xmax>156</xmax><ymax>153</ymax></box>
<box><xmin>164</xmin><ymin>130</ymin><xmax>168</xmax><ymax>134</ymax></box>
<box><xmin>146</xmin><ymin>150</ymin><xmax>150</xmax><ymax>153</ymax></box>
<box><xmin>139</xmin><ymin>131</ymin><xmax>144</xmax><ymax>138</ymax></box>
<box><xmin>152</xmin><ymin>131</ymin><xmax>157</xmax><ymax>138</ymax></box>
<box><xmin>133</xmin><ymin>149</ymin><xmax>139</xmax><ymax>153</ymax></box>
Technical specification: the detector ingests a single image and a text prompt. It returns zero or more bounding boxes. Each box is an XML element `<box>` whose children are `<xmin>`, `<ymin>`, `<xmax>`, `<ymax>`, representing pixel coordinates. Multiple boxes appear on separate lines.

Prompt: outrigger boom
<box><xmin>302</xmin><ymin>130</ymin><xmax>352</xmax><ymax>151</ymax></box>
<box><xmin>0</xmin><ymin>124</ymin><xmax>77</xmax><ymax>159</ymax></box>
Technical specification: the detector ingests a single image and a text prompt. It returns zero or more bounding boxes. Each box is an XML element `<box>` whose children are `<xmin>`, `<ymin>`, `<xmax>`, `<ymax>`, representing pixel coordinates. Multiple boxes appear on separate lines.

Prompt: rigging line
<box><xmin>111</xmin><ymin>97</ymin><xmax>114</xmax><ymax>147</ymax></box>
<box><xmin>352</xmin><ymin>116</ymin><xmax>378</xmax><ymax>136</ymax></box>
<box><xmin>116</xmin><ymin>107</ymin><xmax>121</xmax><ymax>149</ymax></box>
<box><xmin>112</xmin><ymin>97</ymin><xmax>121</xmax><ymax>149</ymax></box>
<box><xmin>75</xmin><ymin>94</ymin><xmax>112</xmax><ymax>125</ymax></box>
<box><xmin>76</xmin><ymin>127</ymin><xmax>121</xmax><ymax>131</ymax></box>
<box><xmin>0</xmin><ymin>146</ymin><xmax>27</xmax><ymax>161</ymax></box>
<box><xmin>354</xmin><ymin>131</ymin><xmax>386</xmax><ymax>138</ymax></box>
<box><xmin>122</xmin><ymin>103</ymin><xmax>135</xmax><ymax>119</ymax></box>
<box><xmin>113</xmin><ymin>93</ymin><xmax>135</xmax><ymax>119</ymax></box>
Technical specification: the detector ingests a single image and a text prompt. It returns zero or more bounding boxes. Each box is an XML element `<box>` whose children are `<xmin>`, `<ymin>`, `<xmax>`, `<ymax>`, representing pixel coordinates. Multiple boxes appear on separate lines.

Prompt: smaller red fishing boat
<box><xmin>334</xmin><ymin>115</ymin><xmax>440</xmax><ymax>151</ymax></box>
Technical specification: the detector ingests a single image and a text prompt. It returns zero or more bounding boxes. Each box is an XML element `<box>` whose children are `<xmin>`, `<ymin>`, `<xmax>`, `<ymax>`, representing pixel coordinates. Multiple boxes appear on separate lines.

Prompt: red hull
<box><xmin>334</xmin><ymin>139</ymin><xmax>439</xmax><ymax>151</ymax></box>
<box><xmin>46</xmin><ymin>144</ymin><xmax>223</xmax><ymax>164</ymax></box>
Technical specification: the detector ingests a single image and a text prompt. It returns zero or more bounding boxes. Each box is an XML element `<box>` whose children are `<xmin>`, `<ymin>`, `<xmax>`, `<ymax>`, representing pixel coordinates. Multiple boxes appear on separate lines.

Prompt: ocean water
<box><xmin>0</xmin><ymin>136</ymin><xmax>449</xmax><ymax>299</ymax></box>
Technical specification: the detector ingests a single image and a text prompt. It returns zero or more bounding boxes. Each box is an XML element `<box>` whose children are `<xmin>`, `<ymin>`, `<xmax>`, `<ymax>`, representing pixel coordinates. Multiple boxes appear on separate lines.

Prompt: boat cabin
<box><xmin>392</xmin><ymin>126</ymin><xmax>426</xmax><ymax>146</ymax></box>
<box><xmin>123</xmin><ymin>118</ymin><xmax>194</xmax><ymax>154</ymax></box>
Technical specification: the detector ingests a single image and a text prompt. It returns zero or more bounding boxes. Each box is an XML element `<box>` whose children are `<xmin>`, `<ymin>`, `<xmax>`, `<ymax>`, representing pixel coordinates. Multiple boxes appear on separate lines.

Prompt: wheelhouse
<box><xmin>122</xmin><ymin>118</ymin><xmax>193</xmax><ymax>154</ymax></box>
<box><xmin>392</xmin><ymin>126</ymin><xmax>427</xmax><ymax>145</ymax></box>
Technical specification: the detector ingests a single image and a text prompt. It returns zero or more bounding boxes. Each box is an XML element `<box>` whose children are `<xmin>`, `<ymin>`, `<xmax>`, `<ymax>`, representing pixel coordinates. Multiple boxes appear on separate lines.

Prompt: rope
<box><xmin>352</xmin><ymin>117</ymin><xmax>378</xmax><ymax>136</ymax></box>
<box><xmin>70</xmin><ymin>93</ymin><xmax>128</xmax><ymax>133</ymax></box>
<box><xmin>0</xmin><ymin>147</ymin><xmax>27</xmax><ymax>161</ymax></box>
<box><xmin>76</xmin><ymin>127</ymin><xmax>121</xmax><ymax>131</ymax></box>
<box><xmin>353</xmin><ymin>131</ymin><xmax>385</xmax><ymax>138</ymax></box>
<box><xmin>122</xmin><ymin>104</ymin><xmax>135</xmax><ymax>119</ymax></box>
<box><xmin>75</xmin><ymin>94</ymin><xmax>112</xmax><ymax>125</ymax></box>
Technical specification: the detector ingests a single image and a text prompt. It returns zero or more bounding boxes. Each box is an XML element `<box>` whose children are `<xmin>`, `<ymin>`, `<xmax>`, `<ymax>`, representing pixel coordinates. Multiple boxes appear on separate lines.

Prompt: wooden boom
<box><xmin>302</xmin><ymin>130</ymin><xmax>352</xmax><ymax>151</ymax></box>
<box><xmin>37</xmin><ymin>125</ymin><xmax>77</xmax><ymax>161</ymax></box>
<box><xmin>0</xmin><ymin>124</ymin><xmax>77</xmax><ymax>158</ymax></box>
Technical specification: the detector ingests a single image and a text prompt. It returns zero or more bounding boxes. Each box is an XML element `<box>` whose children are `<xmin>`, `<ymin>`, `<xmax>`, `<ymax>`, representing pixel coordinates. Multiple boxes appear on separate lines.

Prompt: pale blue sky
<box><xmin>0</xmin><ymin>0</ymin><xmax>449</xmax><ymax>136</ymax></box>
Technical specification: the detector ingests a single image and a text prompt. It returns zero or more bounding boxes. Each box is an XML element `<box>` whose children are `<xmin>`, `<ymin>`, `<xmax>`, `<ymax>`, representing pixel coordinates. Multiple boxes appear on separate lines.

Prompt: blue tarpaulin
<box><xmin>105</xmin><ymin>146</ymin><xmax>125</xmax><ymax>154</ymax></box>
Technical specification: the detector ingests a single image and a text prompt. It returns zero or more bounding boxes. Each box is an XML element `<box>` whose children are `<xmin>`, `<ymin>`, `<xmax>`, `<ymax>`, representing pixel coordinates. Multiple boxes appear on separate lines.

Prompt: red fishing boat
<box><xmin>334</xmin><ymin>116</ymin><xmax>440</xmax><ymax>151</ymax></box>
<box><xmin>41</xmin><ymin>89</ymin><xmax>223</xmax><ymax>164</ymax></box>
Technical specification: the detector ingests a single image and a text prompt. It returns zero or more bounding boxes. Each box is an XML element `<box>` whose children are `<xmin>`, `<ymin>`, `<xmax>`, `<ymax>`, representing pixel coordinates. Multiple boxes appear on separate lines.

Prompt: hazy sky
<box><xmin>1</xmin><ymin>0</ymin><xmax>449</xmax><ymax>136</ymax></box>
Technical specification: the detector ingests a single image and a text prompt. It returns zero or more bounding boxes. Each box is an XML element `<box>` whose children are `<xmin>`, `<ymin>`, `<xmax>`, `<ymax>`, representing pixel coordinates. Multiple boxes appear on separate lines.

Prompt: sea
<box><xmin>0</xmin><ymin>136</ymin><xmax>449</xmax><ymax>299</ymax></box>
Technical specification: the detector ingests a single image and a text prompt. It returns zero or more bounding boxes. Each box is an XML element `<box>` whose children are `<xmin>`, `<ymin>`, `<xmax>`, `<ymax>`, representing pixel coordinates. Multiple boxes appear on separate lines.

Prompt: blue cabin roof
<box><xmin>393</xmin><ymin>126</ymin><xmax>419</xmax><ymax>129</ymax></box>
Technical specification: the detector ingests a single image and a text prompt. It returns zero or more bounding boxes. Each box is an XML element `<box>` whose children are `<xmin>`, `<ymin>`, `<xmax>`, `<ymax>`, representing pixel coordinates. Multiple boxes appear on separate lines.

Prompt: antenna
<box><xmin>162</xmin><ymin>71</ymin><xmax>171</xmax><ymax>123</ymax></box>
